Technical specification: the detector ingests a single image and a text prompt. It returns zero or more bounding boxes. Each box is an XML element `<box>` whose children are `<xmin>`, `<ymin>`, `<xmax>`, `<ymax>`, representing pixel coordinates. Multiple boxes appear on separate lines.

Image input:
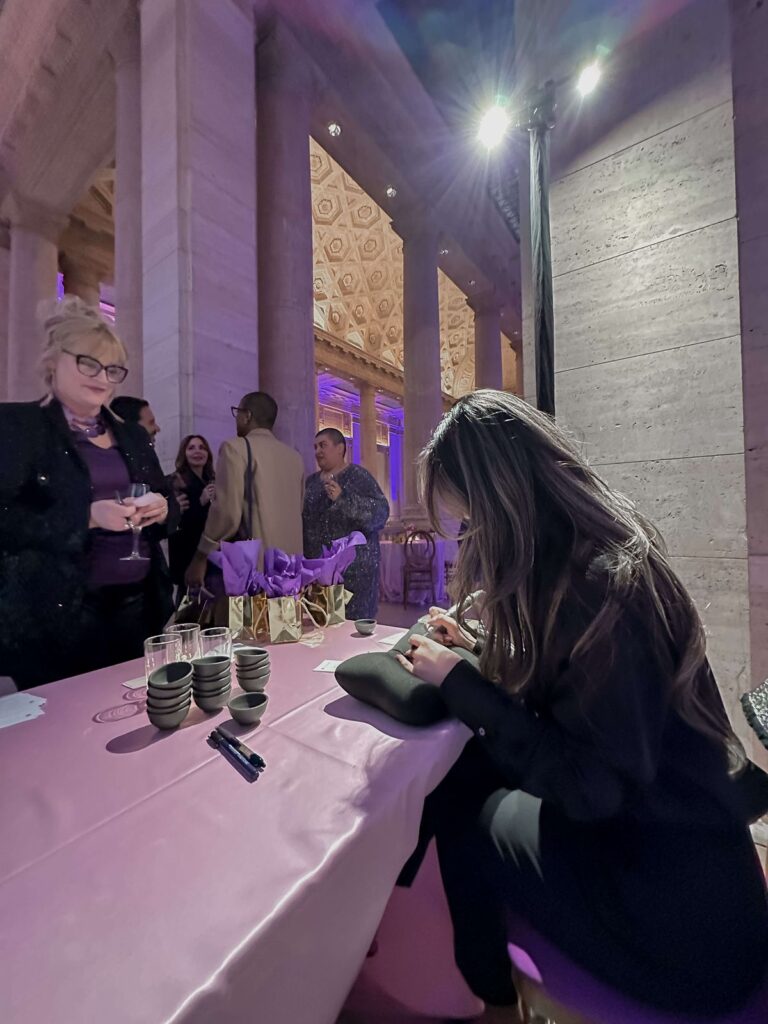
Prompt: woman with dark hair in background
<box><xmin>397</xmin><ymin>390</ymin><xmax>768</xmax><ymax>1023</ymax></box>
<box><xmin>168</xmin><ymin>435</ymin><xmax>215</xmax><ymax>589</ymax></box>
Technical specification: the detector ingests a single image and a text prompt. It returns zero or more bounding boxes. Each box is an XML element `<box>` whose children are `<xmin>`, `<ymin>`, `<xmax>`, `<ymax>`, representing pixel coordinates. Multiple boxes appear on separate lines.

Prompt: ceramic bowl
<box><xmin>235</xmin><ymin>662</ymin><xmax>271</xmax><ymax>679</ymax></box>
<box><xmin>195</xmin><ymin>687</ymin><xmax>232</xmax><ymax>712</ymax></box>
<box><xmin>147</xmin><ymin>703</ymin><xmax>191</xmax><ymax>729</ymax></box>
<box><xmin>191</xmin><ymin>655</ymin><xmax>231</xmax><ymax>678</ymax></box>
<box><xmin>228</xmin><ymin>692</ymin><xmax>269</xmax><ymax>726</ymax></box>
<box><xmin>147</xmin><ymin>661</ymin><xmax>193</xmax><ymax>689</ymax></box>
<box><xmin>355</xmin><ymin>619</ymin><xmax>377</xmax><ymax>636</ymax></box>
<box><xmin>191</xmin><ymin>675</ymin><xmax>230</xmax><ymax>692</ymax></box>
<box><xmin>234</xmin><ymin>647</ymin><xmax>270</xmax><ymax>666</ymax></box>
<box><xmin>236</xmin><ymin>671</ymin><xmax>270</xmax><ymax>693</ymax></box>
<box><xmin>193</xmin><ymin>680</ymin><xmax>231</xmax><ymax>697</ymax></box>
<box><xmin>146</xmin><ymin>692</ymin><xmax>192</xmax><ymax>711</ymax></box>
<box><xmin>147</xmin><ymin>681</ymin><xmax>192</xmax><ymax>702</ymax></box>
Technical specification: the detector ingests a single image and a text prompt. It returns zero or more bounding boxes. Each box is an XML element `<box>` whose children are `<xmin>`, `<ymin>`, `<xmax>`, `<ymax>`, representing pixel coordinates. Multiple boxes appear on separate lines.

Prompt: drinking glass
<box><xmin>168</xmin><ymin>623</ymin><xmax>201</xmax><ymax>661</ymax></box>
<box><xmin>117</xmin><ymin>482</ymin><xmax>150</xmax><ymax>562</ymax></box>
<box><xmin>200</xmin><ymin>626</ymin><xmax>232</xmax><ymax>660</ymax></box>
<box><xmin>144</xmin><ymin>633</ymin><xmax>183</xmax><ymax>681</ymax></box>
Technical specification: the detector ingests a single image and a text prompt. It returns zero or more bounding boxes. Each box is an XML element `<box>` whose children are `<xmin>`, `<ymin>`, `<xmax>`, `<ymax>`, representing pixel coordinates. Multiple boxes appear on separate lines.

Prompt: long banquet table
<box><xmin>0</xmin><ymin>624</ymin><xmax>472</xmax><ymax>1024</ymax></box>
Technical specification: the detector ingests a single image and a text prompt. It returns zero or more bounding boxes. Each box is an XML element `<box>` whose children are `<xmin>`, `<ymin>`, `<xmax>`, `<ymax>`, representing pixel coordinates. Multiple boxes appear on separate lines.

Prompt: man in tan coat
<box><xmin>185</xmin><ymin>392</ymin><xmax>304</xmax><ymax>588</ymax></box>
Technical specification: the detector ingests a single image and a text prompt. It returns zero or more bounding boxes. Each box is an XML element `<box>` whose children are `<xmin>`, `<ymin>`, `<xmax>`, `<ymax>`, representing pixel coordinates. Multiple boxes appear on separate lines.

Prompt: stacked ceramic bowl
<box><xmin>234</xmin><ymin>647</ymin><xmax>271</xmax><ymax>692</ymax></box>
<box><xmin>191</xmin><ymin>655</ymin><xmax>232</xmax><ymax>712</ymax></box>
<box><xmin>146</xmin><ymin>661</ymin><xmax>193</xmax><ymax>729</ymax></box>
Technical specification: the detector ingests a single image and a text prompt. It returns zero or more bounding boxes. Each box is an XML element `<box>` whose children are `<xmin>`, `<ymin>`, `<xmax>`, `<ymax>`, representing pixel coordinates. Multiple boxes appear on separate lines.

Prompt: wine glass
<box><xmin>117</xmin><ymin>483</ymin><xmax>150</xmax><ymax>562</ymax></box>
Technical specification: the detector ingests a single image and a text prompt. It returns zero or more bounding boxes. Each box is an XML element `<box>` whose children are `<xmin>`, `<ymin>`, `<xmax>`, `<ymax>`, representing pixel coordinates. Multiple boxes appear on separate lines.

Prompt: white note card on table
<box><xmin>377</xmin><ymin>632</ymin><xmax>406</xmax><ymax>647</ymax></box>
<box><xmin>0</xmin><ymin>692</ymin><xmax>46</xmax><ymax>731</ymax></box>
<box><xmin>314</xmin><ymin>660</ymin><xmax>343</xmax><ymax>673</ymax></box>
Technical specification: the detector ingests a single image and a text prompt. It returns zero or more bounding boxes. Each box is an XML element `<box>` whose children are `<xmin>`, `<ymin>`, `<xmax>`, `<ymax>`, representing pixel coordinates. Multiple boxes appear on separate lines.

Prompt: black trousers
<box><xmin>399</xmin><ymin>739</ymin><xmax>768</xmax><ymax>1016</ymax></box>
<box><xmin>15</xmin><ymin>581</ymin><xmax>155</xmax><ymax>688</ymax></box>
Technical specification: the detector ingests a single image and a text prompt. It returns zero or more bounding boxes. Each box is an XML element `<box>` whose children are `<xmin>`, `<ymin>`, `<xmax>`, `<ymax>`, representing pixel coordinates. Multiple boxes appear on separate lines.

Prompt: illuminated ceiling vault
<box><xmin>310</xmin><ymin>139</ymin><xmax>475</xmax><ymax>397</ymax></box>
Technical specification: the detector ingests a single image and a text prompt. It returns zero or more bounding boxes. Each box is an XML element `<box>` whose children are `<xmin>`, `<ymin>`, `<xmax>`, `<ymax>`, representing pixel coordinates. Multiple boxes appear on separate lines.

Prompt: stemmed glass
<box><xmin>117</xmin><ymin>483</ymin><xmax>150</xmax><ymax>562</ymax></box>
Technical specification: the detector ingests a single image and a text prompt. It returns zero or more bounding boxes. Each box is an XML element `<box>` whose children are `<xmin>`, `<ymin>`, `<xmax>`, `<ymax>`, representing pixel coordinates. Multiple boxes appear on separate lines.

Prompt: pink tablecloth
<box><xmin>0</xmin><ymin>625</ymin><xmax>476</xmax><ymax>1024</ymax></box>
<box><xmin>379</xmin><ymin>538</ymin><xmax>459</xmax><ymax>605</ymax></box>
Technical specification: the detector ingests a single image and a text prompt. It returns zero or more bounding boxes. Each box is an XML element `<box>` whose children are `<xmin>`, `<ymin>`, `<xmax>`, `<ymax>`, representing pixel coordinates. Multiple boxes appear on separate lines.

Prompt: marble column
<box><xmin>6</xmin><ymin>196</ymin><xmax>66</xmax><ymax>401</ymax></box>
<box><xmin>388</xmin><ymin>422</ymin><xmax>404</xmax><ymax>521</ymax></box>
<box><xmin>140</xmin><ymin>0</ymin><xmax>258</xmax><ymax>466</ymax></box>
<box><xmin>394</xmin><ymin>213</ymin><xmax>442</xmax><ymax>521</ymax></box>
<box><xmin>731</xmin><ymin>0</ymin><xmax>768</xmax><ymax>769</ymax></box>
<box><xmin>257</xmin><ymin>28</ymin><xmax>316</xmax><ymax>475</ymax></box>
<box><xmin>0</xmin><ymin>226</ymin><xmax>9</xmax><ymax>402</ymax></box>
<box><xmin>112</xmin><ymin>7</ymin><xmax>143</xmax><ymax>386</ymax></box>
<box><xmin>358</xmin><ymin>382</ymin><xmax>379</xmax><ymax>473</ymax></box>
<box><xmin>469</xmin><ymin>291</ymin><xmax>503</xmax><ymax>390</ymax></box>
<box><xmin>60</xmin><ymin>254</ymin><xmax>101</xmax><ymax>306</ymax></box>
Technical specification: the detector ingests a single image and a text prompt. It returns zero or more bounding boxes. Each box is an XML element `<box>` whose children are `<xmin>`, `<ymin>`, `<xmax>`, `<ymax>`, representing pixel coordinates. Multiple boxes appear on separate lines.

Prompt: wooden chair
<box><xmin>402</xmin><ymin>530</ymin><xmax>437</xmax><ymax>609</ymax></box>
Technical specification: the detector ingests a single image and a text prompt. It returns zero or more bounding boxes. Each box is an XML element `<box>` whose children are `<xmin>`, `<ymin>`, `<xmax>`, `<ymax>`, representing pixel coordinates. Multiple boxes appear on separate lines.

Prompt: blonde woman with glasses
<box><xmin>0</xmin><ymin>296</ymin><xmax>175</xmax><ymax>688</ymax></box>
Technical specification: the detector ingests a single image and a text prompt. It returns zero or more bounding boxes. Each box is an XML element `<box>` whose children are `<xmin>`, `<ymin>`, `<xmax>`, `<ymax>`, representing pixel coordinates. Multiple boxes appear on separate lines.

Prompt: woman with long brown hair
<box><xmin>168</xmin><ymin>434</ymin><xmax>215</xmax><ymax>588</ymax></box>
<box><xmin>397</xmin><ymin>391</ymin><xmax>767</xmax><ymax>1022</ymax></box>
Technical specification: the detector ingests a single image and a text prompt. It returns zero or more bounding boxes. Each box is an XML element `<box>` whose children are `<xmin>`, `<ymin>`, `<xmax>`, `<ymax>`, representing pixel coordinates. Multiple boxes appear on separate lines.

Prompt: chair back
<box><xmin>404</xmin><ymin>530</ymin><xmax>436</xmax><ymax>571</ymax></box>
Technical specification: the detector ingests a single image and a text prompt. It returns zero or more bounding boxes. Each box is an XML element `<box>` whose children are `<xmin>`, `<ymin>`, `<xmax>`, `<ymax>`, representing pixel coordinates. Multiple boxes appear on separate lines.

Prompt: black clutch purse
<box><xmin>334</xmin><ymin>623</ymin><xmax>480</xmax><ymax>726</ymax></box>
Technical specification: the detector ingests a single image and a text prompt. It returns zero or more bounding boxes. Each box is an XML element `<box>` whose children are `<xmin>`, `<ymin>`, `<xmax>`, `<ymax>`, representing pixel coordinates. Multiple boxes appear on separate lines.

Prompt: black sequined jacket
<box><xmin>0</xmin><ymin>399</ymin><xmax>175</xmax><ymax>681</ymax></box>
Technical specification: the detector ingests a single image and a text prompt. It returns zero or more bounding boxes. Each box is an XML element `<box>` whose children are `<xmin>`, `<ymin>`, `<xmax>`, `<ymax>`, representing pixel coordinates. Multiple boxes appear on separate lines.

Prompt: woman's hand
<box><xmin>396</xmin><ymin>635</ymin><xmax>462</xmax><ymax>687</ymax></box>
<box><xmin>132</xmin><ymin>491</ymin><xmax>168</xmax><ymax>527</ymax></box>
<box><xmin>324</xmin><ymin>479</ymin><xmax>342</xmax><ymax>502</ymax></box>
<box><xmin>426</xmin><ymin>607</ymin><xmax>475</xmax><ymax>650</ymax></box>
<box><xmin>90</xmin><ymin>499</ymin><xmax>136</xmax><ymax>532</ymax></box>
<box><xmin>200</xmin><ymin>482</ymin><xmax>216</xmax><ymax>507</ymax></box>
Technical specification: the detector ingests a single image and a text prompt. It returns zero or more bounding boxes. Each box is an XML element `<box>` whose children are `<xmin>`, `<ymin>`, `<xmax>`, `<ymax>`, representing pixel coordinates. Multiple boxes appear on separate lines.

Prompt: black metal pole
<box><xmin>527</xmin><ymin>81</ymin><xmax>556</xmax><ymax>416</ymax></box>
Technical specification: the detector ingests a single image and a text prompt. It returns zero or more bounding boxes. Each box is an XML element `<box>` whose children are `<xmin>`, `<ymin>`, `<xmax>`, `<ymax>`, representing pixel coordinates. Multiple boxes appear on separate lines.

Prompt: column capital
<box><xmin>467</xmin><ymin>288</ymin><xmax>503</xmax><ymax>317</ymax></box>
<box><xmin>6</xmin><ymin>194</ymin><xmax>68</xmax><ymax>242</ymax></box>
<box><xmin>109</xmin><ymin>7</ymin><xmax>140</xmax><ymax>69</ymax></box>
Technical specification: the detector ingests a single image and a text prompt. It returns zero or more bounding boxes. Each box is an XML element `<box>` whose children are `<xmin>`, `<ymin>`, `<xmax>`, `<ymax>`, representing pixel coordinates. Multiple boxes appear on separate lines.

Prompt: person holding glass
<box><xmin>0</xmin><ymin>295</ymin><xmax>175</xmax><ymax>689</ymax></box>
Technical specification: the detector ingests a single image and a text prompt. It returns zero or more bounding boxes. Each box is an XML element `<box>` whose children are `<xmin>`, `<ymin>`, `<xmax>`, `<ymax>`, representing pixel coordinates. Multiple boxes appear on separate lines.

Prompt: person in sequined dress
<box><xmin>303</xmin><ymin>428</ymin><xmax>390</xmax><ymax>620</ymax></box>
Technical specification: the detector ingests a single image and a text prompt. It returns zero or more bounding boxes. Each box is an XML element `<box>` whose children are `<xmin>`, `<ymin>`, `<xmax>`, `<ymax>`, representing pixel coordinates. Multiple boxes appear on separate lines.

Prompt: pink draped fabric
<box><xmin>0</xmin><ymin>625</ymin><xmax>476</xmax><ymax>1023</ymax></box>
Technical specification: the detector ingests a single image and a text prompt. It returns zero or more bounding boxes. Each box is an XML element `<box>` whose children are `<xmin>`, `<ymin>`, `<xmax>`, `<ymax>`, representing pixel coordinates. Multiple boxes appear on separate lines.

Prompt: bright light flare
<box><xmin>478</xmin><ymin>105</ymin><xmax>511</xmax><ymax>150</ymax></box>
<box><xmin>576</xmin><ymin>62</ymin><xmax>601</xmax><ymax>98</ymax></box>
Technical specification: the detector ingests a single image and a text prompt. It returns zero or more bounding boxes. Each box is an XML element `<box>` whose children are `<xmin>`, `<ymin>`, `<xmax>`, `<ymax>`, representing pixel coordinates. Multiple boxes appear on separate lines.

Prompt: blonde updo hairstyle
<box><xmin>38</xmin><ymin>294</ymin><xmax>128</xmax><ymax>394</ymax></box>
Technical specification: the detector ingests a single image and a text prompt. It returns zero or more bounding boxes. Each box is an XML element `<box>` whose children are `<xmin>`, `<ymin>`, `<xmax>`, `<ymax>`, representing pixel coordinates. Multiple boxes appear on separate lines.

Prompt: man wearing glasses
<box><xmin>185</xmin><ymin>391</ymin><xmax>304</xmax><ymax>587</ymax></box>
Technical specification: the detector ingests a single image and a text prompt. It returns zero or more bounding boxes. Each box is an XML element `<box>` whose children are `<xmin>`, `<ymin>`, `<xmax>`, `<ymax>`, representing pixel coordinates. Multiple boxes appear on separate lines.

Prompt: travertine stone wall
<box><xmin>517</xmin><ymin>0</ymin><xmax>753</xmax><ymax>747</ymax></box>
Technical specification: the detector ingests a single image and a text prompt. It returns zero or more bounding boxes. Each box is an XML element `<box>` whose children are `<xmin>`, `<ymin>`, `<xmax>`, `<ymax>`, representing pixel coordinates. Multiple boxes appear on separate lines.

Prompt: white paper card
<box><xmin>377</xmin><ymin>632</ymin><xmax>406</xmax><ymax>647</ymax></box>
<box><xmin>0</xmin><ymin>692</ymin><xmax>47</xmax><ymax>730</ymax></box>
<box><xmin>123</xmin><ymin>677</ymin><xmax>147</xmax><ymax>689</ymax></box>
<box><xmin>314</xmin><ymin>660</ymin><xmax>342</xmax><ymax>673</ymax></box>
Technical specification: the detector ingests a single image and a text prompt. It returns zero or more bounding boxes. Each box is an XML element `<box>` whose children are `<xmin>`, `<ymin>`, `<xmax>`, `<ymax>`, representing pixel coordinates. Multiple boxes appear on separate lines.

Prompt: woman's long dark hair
<box><xmin>421</xmin><ymin>390</ymin><xmax>739</xmax><ymax>760</ymax></box>
<box><xmin>174</xmin><ymin>435</ymin><xmax>215</xmax><ymax>484</ymax></box>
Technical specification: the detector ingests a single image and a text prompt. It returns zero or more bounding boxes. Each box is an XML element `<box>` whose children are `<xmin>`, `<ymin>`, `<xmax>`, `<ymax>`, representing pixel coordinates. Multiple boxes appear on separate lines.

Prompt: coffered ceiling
<box><xmin>310</xmin><ymin>138</ymin><xmax>475</xmax><ymax>397</ymax></box>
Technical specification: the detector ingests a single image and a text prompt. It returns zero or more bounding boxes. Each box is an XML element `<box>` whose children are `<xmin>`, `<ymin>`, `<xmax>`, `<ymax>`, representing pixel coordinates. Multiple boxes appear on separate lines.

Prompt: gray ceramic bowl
<box><xmin>147</xmin><ymin>681</ymin><xmax>192</xmax><ymax>702</ymax></box>
<box><xmin>192</xmin><ymin>672</ymin><xmax>231</xmax><ymax>691</ymax></box>
<box><xmin>195</xmin><ymin>687</ymin><xmax>232</xmax><ymax>712</ymax></box>
<box><xmin>236</xmin><ymin>672</ymin><xmax>270</xmax><ymax>693</ymax></box>
<box><xmin>235</xmin><ymin>662</ymin><xmax>271</xmax><ymax>678</ymax></box>
<box><xmin>146</xmin><ymin>692</ymin><xmax>192</xmax><ymax>711</ymax></box>
<box><xmin>191</xmin><ymin>655</ymin><xmax>231</xmax><ymax>678</ymax></box>
<box><xmin>148</xmin><ymin>661</ymin><xmax>194</xmax><ymax>689</ymax></box>
<box><xmin>234</xmin><ymin>647</ymin><xmax>270</xmax><ymax>666</ymax></box>
<box><xmin>355</xmin><ymin>619</ymin><xmax>377</xmax><ymax>636</ymax></box>
<box><xmin>147</xmin><ymin>703</ymin><xmax>191</xmax><ymax>729</ymax></box>
<box><xmin>193</xmin><ymin>680</ymin><xmax>231</xmax><ymax>697</ymax></box>
<box><xmin>228</xmin><ymin>692</ymin><xmax>269</xmax><ymax>726</ymax></box>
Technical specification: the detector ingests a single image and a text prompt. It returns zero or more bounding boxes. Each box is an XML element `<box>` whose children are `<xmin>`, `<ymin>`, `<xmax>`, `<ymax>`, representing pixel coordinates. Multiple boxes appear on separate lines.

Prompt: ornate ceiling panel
<box><xmin>310</xmin><ymin>138</ymin><xmax>474</xmax><ymax>397</ymax></box>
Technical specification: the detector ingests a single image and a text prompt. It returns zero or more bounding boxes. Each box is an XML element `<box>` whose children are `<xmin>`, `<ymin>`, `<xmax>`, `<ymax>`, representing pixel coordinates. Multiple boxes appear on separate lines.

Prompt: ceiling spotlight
<box><xmin>469</xmin><ymin>279</ymin><xmax>477</xmax><ymax>287</ymax></box>
<box><xmin>327</xmin><ymin>122</ymin><xmax>342</xmax><ymax>138</ymax></box>
<box><xmin>439</xmin><ymin>247</ymin><xmax>449</xmax><ymax>256</ymax></box>
<box><xmin>576</xmin><ymin>62</ymin><xmax>601</xmax><ymax>98</ymax></box>
<box><xmin>478</xmin><ymin>104</ymin><xmax>511</xmax><ymax>150</ymax></box>
<box><xmin>385</xmin><ymin>185</ymin><xmax>397</xmax><ymax>199</ymax></box>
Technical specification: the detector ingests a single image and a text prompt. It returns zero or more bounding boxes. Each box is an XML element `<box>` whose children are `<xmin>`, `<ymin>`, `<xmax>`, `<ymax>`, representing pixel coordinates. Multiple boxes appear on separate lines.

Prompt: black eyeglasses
<box><xmin>231</xmin><ymin>406</ymin><xmax>247</xmax><ymax>418</ymax></box>
<box><xmin>64</xmin><ymin>349</ymin><xmax>129</xmax><ymax>384</ymax></box>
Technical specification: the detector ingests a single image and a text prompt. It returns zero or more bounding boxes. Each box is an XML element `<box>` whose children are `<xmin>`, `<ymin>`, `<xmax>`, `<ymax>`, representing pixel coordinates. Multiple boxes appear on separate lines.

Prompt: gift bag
<box><xmin>266</xmin><ymin>596</ymin><xmax>303</xmax><ymax>644</ymax></box>
<box><xmin>174</xmin><ymin>589</ymin><xmax>216</xmax><ymax>628</ymax></box>
<box><xmin>307</xmin><ymin>583</ymin><xmax>351</xmax><ymax>627</ymax></box>
<box><xmin>224</xmin><ymin>594</ymin><xmax>268</xmax><ymax>643</ymax></box>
